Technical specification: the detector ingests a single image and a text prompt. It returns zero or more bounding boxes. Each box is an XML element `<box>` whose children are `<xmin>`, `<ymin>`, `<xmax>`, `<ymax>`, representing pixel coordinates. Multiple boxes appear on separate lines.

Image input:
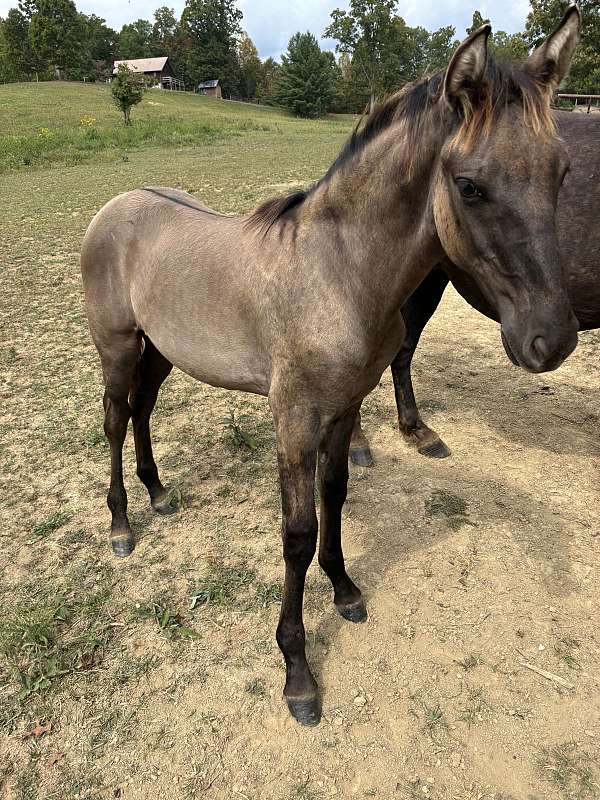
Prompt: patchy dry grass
<box><xmin>537</xmin><ymin>742</ymin><xmax>599</xmax><ymax>798</ymax></box>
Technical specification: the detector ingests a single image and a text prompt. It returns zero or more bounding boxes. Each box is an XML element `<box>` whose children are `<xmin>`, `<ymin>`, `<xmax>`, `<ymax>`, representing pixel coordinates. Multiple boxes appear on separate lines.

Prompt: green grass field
<box><xmin>0</xmin><ymin>81</ymin><xmax>353</xmax><ymax>172</ymax></box>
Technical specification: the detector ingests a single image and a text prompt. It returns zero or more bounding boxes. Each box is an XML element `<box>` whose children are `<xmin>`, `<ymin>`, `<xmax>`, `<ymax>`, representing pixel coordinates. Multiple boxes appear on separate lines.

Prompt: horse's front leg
<box><xmin>272</xmin><ymin>402</ymin><xmax>321</xmax><ymax>726</ymax></box>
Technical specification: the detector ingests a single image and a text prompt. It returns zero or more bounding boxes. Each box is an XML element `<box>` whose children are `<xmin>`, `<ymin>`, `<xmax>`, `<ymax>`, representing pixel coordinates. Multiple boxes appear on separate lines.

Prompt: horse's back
<box><xmin>81</xmin><ymin>187</ymin><xmax>270</xmax><ymax>394</ymax></box>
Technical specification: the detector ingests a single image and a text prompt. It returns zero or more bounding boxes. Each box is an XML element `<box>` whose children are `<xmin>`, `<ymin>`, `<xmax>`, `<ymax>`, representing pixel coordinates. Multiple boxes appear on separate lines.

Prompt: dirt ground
<box><xmin>1</xmin><ymin>135</ymin><xmax>599</xmax><ymax>800</ymax></box>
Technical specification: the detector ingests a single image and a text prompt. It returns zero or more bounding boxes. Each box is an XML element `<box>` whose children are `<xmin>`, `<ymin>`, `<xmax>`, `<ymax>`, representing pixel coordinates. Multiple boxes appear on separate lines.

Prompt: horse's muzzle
<box><xmin>501</xmin><ymin>315</ymin><xmax>579</xmax><ymax>374</ymax></box>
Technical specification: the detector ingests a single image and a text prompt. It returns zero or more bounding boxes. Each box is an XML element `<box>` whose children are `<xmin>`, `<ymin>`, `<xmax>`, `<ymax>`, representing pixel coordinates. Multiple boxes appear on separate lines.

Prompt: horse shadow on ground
<box><xmin>307</xmin><ymin>447</ymin><xmax>584</xmax><ymax>682</ymax></box>
<box><xmin>390</xmin><ymin>336</ymin><xmax>600</xmax><ymax>459</ymax></box>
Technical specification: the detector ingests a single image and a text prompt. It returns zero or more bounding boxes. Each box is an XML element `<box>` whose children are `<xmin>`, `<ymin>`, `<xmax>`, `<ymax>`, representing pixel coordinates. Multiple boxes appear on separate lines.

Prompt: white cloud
<box><xmin>0</xmin><ymin>0</ymin><xmax>532</xmax><ymax>60</ymax></box>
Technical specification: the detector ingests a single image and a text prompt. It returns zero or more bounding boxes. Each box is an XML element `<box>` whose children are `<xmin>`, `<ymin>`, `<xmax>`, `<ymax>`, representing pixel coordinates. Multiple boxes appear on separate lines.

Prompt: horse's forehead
<box><xmin>477</xmin><ymin>111</ymin><xmax>561</xmax><ymax>178</ymax></box>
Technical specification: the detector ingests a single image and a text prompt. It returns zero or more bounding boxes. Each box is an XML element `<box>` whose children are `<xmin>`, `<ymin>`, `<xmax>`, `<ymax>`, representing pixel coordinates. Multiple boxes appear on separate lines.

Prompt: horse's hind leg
<box><xmin>319</xmin><ymin>405</ymin><xmax>366</xmax><ymax>623</ymax></box>
<box><xmin>101</xmin><ymin>332</ymin><xmax>141</xmax><ymax>557</ymax></box>
<box><xmin>391</xmin><ymin>267</ymin><xmax>451</xmax><ymax>459</ymax></box>
<box><xmin>349</xmin><ymin>411</ymin><xmax>374</xmax><ymax>467</ymax></box>
<box><xmin>130</xmin><ymin>337</ymin><xmax>175</xmax><ymax>515</ymax></box>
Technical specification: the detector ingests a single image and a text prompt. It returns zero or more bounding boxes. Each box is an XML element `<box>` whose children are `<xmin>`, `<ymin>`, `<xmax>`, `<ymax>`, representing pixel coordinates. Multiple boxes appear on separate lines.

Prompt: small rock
<box><xmin>354</xmin><ymin>695</ymin><xmax>367</xmax><ymax>707</ymax></box>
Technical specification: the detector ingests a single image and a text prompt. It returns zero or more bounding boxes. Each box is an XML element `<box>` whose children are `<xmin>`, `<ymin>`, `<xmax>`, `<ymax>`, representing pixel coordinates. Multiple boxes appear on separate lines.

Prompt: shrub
<box><xmin>111</xmin><ymin>64</ymin><xmax>145</xmax><ymax>126</ymax></box>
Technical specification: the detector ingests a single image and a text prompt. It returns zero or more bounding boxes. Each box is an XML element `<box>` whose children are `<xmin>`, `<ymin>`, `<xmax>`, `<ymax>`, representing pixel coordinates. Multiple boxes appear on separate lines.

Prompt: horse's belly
<box><xmin>146</xmin><ymin>322</ymin><xmax>270</xmax><ymax>395</ymax></box>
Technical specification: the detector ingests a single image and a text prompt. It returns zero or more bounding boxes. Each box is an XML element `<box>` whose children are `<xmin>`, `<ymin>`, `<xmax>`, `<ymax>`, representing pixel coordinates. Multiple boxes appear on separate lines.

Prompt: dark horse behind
<box><xmin>349</xmin><ymin>109</ymin><xmax>600</xmax><ymax>466</ymax></box>
<box><xmin>82</xmin><ymin>9</ymin><xmax>581</xmax><ymax>726</ymax></box>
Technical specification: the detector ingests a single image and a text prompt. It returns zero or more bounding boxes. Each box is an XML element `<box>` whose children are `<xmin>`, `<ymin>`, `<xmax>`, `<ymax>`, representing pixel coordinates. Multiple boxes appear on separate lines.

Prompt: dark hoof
<box><xmin>110</xmin><ymin>532</ymin><xmax>135</xmax><ymax>558</ymax></box>
<box><xmin>350</xmin><ymin>447</ymin><xmax>374</xmax><ymax>467</ymax></box>
<box><xmin>417</xmin><ymin>439</ymin><xmax>451</xmax><ymax>459</ymax></box>
<box><xmin>153</xmin><ymin>499</ymin><xmax>178</xmax><ymax>516</ymax></box>
<box><xmin>336</xmin><ymin>598</ymin><xmax>368</xmax><ymax>623</ymax></box>
<box><xmin>286</xmin><ymin>695</ymin><xmax>322</xmax><ymax>727</ymax></box>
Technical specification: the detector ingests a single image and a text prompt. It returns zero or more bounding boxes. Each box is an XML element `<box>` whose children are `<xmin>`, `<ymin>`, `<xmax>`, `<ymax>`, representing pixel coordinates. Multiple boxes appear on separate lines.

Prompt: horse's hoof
<box><xmin>336</xmin><ymin>598</ymin><xmax>368</xmax><ymax>623</ymax></box>
<box><xmin>153</xmin><ymin>499</ymin><xmax>178</xmax><ymax>516</ymax></box>
<box><xmin>110</xmin><ymin>532</ymin><xmax>135</xmax><ymax>558</ymax></box>
<box><xmin>286</xmin><ymin>695</ymin><xmax>322</xmax><ymax>727</ymax></box>
<box><xmin>350</xmin><ymin>447</ymin><xmax>374</xmax><ymax>467</ymax></box>
<box><xmin>417</xmin><ymin>439</ymin><xmax>451</xmax><ymax>459</ymax></box>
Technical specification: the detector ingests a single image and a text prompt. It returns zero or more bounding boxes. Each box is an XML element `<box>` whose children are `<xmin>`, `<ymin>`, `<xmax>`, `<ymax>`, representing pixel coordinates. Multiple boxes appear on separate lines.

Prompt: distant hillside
<box><xmin>0</xmin><ymin>82</ymin><xmax>353</xmax><ymax>173</ymax></box>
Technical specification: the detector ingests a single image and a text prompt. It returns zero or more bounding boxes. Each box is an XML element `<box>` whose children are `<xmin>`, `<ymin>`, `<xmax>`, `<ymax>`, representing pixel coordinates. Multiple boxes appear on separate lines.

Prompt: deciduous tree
<box><xmin>111</xmin><ymin>63</ymin><xmax>145</xmax><ymax>124</ymax></box>
<box><xmin>28</xmin><ymin>0</ymin><xmax>85</xmax><ymax>79</ymax></box>
<box><xmin>526</xmin><ymin>0</ymin><xmax>600</xmax><ymax>92</ymax></box>
<box><xmin>181</xmin><ymin>0</ymin><xmax>242</xmax><ymax>95</ymax></box>
<box><xmin>238</xmin><ymin>32</ymin><xmax>261</xmax><ymax>100</ymax></box>
<box><xmin>118</xmin><ymin>19</ymin><xmax>153</xmax><ymax>60</ymax></box>
<box><xmin>326</xmin><ymin>0</ymin><xmax>399</xmax><ymax>110</ymax></box>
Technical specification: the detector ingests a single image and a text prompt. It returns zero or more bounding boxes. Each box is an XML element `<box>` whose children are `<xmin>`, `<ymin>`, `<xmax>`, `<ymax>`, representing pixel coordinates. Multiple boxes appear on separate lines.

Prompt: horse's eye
<box><xmin>456</xmin><ymin>178</ymin><xmax>481</xmax><ymax>200</ymax></box>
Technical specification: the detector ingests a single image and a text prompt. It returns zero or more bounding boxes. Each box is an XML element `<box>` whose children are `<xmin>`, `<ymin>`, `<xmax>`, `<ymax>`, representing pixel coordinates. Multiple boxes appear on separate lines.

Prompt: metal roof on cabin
<box><xmin>198</xmin><ymin>80</ymin><xmax>220</xmax><ymax>88</ymax></box>
<box><xmin>113</xmin><ymin>57</ymin><xmax>169</xmax><ymax>74</ymax></box>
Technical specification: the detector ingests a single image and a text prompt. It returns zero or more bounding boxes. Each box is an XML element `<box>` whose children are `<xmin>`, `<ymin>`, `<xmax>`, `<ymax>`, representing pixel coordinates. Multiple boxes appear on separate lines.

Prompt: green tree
<box><xmin>326</xmin><ymin>0</ymin><xmax>400</xmax><ymax>110</ymax></box>
<box><xmin>0</xmin><ymin>18</ymin><xmax>14</xmax><ymax>82</ymax></box>
<box><xmin>467</xmin><ymin>10</ymin><xmax>529</xmax><ymax>63</ymax></box>
<box><xmin>111</xmin><ymin>63</ymin><xmax>145</xmax><ymax>124</ymax></box>
<box><xmin>28</xmin><ymin>0</ymin><xmax>85</xmax><ymax>79</ymax></box>
<box><xmin>152</xmin><ymin>6</ymin><xmax>177</xmax><ymax>55</ymax></box>
<box><xmin>467</xmin><ymin>10</ymin><xmax>487</xmax><ymax>35</ymax></box>
<box><xmin>181</xmin><ymin>0</ymin><xmax>242</xmax><ymax>95</ymax></box>
<box><xmin>425</xmin><ymin>25</ymin><xmax>458</xmax><ymax>73</ymax></box>
<box><xmin>238</xmin><ymin>32</ymin><xmax>261</xmax><ymax>99</ymax></box>
<box><xmin>81</xmin><ymin>14</ymin><xmax>116</xmax><ymax>63</ymax></box>
<box><xmin>491</xmin><ymin>30</ymin><xmax>529</xmax><ymax>61</ymax></box>
<box><xmin>272</xmin><ymin>32</ymin><xmax>336</xmax><ymax>118</ymax></box>
<box><xmin>78</xmin><ymin>13</ymin><xmax>117</xmax><ymax>80</ymax></box>
<box><xmin>1</xmin><ymin>7</ymin><xmax>40</xmax><ymax>79</ymax></box>
<box><xmin>118</xmin><ymin>19</ymin><xmax>153</xmax><ymax>59</ymax></box>
<box><xmin>526</xmin><ymin>0</ymin><xmax>600</xmax><ymax>92</ymax></box>
<box><xmin>256</xmin><ymin>56</ymin><xmax>280</xmax><ymax>103</ymax></box>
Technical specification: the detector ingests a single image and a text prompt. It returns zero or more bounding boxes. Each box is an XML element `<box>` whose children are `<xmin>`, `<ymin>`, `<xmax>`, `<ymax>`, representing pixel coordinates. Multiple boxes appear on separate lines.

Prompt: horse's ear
<box><xmin>525</xmin><ymin>4</ymin><xmax>581</xmax><ymax>88</ymax></box>
<box><xmin>444</xmin><ymin>24</ymin><xmax>491</xmax><ymax>107</ymax></box>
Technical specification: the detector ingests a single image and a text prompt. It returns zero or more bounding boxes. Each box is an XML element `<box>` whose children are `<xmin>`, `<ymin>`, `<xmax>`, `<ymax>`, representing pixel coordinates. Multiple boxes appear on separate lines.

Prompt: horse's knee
<box><xmin>282</xmin><ymin>518</ymin><xmax>318</xmax><ymax>570</ymax></box>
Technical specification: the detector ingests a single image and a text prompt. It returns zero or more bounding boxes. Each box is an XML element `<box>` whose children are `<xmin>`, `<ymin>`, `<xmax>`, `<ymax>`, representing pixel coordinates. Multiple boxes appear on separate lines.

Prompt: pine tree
<box><xmin>273</xmin><ymin>32</ymin><xmax>336</xmax><ymax>118</ymax></box>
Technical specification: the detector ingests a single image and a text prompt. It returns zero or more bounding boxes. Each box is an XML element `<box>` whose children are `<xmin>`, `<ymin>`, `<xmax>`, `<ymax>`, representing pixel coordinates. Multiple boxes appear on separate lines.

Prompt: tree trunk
<box><xmin>124</xmin><ymin>107</ymin><xmax>131</xmax><ymax>125</ymax></box>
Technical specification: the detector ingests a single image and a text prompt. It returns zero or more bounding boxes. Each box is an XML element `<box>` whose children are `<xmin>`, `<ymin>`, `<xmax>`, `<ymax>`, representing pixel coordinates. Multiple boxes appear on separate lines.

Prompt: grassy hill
<box><xmin>0</xmin><ymin>81</ymin><xmax>354</xmax><ymax>173</ymax></box>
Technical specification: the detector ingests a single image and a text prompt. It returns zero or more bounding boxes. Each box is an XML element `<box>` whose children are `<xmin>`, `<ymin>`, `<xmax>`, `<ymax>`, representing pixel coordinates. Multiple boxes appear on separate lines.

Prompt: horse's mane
<box><xmin>247</xmin><ymin>58</ymin><xmax>556</xmax><ymax>234</ymax></box>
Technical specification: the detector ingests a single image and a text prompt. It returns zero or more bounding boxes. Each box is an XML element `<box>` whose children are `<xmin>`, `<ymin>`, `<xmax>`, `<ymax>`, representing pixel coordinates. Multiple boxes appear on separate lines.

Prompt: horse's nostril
<box><xmin>531</xmin><ymin>336</ymin><xmax>550</xmax><ymax>363</ymax></box>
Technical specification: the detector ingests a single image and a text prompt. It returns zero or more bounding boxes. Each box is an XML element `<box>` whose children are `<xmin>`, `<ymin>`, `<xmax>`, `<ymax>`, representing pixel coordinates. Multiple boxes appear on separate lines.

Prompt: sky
<box><xmin>0</xmin><ymin>0</ymin><xmax>531</xmax><ymax>60</ymax></box>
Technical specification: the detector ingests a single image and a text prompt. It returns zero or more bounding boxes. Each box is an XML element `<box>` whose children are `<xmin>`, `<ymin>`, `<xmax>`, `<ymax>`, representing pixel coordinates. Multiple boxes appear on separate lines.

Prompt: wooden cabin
<box><xmin>198</xmin><ymin>80</ymin><xmax>222</xmax><ymax>99</ymax></box>
<box><xmin>113</xmin><ymin>57</ymin><xmax>178</xmax><ymax>88</ymax></box>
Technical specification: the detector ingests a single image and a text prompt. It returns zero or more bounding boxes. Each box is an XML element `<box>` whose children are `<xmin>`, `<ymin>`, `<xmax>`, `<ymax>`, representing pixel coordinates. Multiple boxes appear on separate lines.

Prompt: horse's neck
<box><xmin>303</xmin><ymin>141</ymin><xmax>444</xmax><ymax>332</ymax></box>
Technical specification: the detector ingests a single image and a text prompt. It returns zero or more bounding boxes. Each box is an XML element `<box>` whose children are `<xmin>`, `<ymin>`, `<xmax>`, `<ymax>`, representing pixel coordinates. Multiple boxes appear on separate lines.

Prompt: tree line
<box><xmin>0</xmin><ymin>0</ymin><xmax>598</xmax><ymax>117</ymax></box>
